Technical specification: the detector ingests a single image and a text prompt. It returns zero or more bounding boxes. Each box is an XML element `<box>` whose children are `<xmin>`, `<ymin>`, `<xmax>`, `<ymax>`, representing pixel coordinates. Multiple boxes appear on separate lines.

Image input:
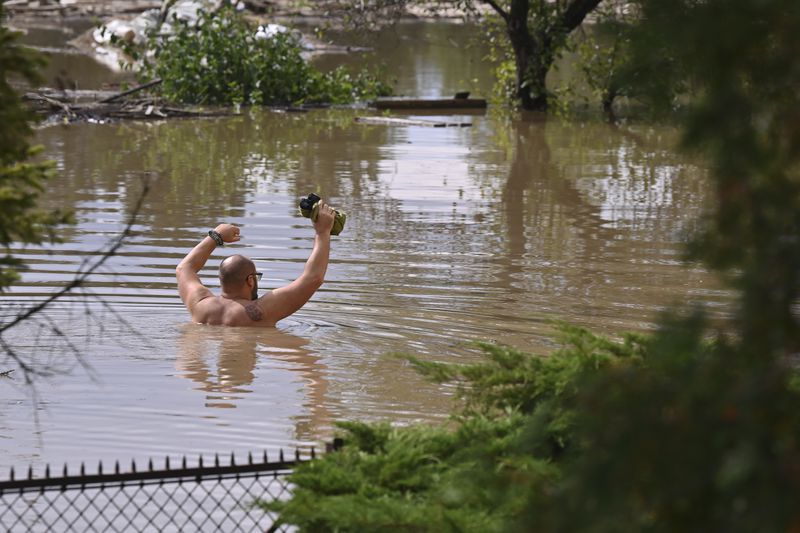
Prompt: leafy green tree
<box><xmin>0</xmin><ymin>4</ymin><xmax>72</xmax><ymax>291</ymax></box>
<box><xmin>521</xmin><ymin>315</ymin><xmax>800</xmax><ymax>532</ymax></box>
<box><xmin>125</xmin><ymin>5</ymin><xmax>391</xmax><ymax>106</ymax></box>
<box><xmin>571</xmin><ymin>0</ymin><xmax>688</xmax><ymax>118</ymax></box>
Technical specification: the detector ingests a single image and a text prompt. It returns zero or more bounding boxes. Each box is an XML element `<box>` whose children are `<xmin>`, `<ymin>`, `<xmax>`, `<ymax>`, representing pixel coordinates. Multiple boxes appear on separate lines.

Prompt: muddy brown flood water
<box><xmin>0</xmin><ymin>22</ymin><xmax>730</xmax><ymax>470</ymax></box>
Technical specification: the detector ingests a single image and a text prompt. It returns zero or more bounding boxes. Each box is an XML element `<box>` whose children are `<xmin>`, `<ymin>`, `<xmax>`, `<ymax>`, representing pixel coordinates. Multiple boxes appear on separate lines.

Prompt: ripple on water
<box><xmin>0</xmin><ymin>109</ymin><xmax>733</xmax><ymax>470</ymax></box>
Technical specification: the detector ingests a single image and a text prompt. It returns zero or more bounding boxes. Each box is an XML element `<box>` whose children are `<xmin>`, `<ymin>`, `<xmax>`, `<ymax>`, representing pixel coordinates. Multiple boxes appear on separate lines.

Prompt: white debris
<box><xmin>92</xmin><ymin>20</ymin><xmax>137</xmax><ymax>46</ymax></box>
<box><xmin>79</xmin><ymin>0</ymin><xmax>324</xmax><ymax>71</ymax></box>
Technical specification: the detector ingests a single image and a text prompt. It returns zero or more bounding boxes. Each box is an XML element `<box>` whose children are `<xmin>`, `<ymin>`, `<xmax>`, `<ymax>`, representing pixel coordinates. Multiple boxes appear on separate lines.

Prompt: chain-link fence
<box><xmin>0</xmin><ymin>449</ymin><xmax>311</xmax><ymax>532</ymax></box>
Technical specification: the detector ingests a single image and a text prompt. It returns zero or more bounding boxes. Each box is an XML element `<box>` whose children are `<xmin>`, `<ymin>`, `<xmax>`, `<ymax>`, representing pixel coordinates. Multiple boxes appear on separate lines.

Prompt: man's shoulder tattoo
<box><xmin>245</xmin><ymin>303</ymin><xmax>263</xmax><ymax>322</ymax></box>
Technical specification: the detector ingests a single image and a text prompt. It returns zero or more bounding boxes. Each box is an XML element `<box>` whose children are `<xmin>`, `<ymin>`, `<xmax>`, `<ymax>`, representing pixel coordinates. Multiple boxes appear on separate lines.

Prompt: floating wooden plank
<box><xmin>372</xmin><ymin>97</ymin><xmax>487</xmax><ymax>110</ymax></box>
<box><xmin>355</xmin><ymin>116</ymin><xmax>472</xmax><ymax>128</ymax></box>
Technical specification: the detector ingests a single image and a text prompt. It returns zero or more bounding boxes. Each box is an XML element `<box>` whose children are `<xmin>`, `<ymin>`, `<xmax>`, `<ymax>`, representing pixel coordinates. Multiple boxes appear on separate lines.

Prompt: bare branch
<box><xmin>0</xmin><ymin>181</ymin><xmax>150</xmax><ymax>336</ymax></box>
<box><xmin>480</xmin><ymin>0</ymin><xmax>510</xmax><ymax>21</ymax></box>
<box><xmin>0</xmin><ymin>178</ymin><xmax>151</xmax><ymax>381</ymax></box>
<box><xmin>562</xmin><ymin>0</ymin><xmax>604</xmax><ymax>33</ymax></box>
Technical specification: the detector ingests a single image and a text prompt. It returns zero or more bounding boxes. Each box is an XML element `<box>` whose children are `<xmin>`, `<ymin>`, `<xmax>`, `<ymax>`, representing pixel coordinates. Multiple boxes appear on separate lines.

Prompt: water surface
<box><xmin>0</xmin><ymin>22</ymin><xmax>729</xmax><ymax>471</ymax></box>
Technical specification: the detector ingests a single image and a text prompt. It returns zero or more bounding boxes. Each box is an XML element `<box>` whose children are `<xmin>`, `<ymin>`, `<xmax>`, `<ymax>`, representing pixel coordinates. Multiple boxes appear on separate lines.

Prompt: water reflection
<box><xmin>307</xmin><ymin>21</ymin><xmax>496</xmax><ymax>98</ymax></box>
<box><xmin>1</xmin><ymin>109</ymin><xmax>729</xmax><ymax>470</ymax></box>
<box><xmin>498</xmin><ymin>117</ymin><xmax>621</xmax><ymax>296</ymax></box>
<box><xmin>0</xmin><ymin>19</ymin><xmax>737</xmax><ymax>472</ymax></box>
<box><xmin>37</xmin><ymin>111</ymin><xmax>391</xmax><ymax>235</ymax></box>
<box><xmin>175</xmin><ymin>325</ymin><xmax>330</xmax><ymax>440</ymax></box>
<box><xmin>4</xmin><ymin>90</ymin><xmax>729</xmax><ymax>473</ymax></box>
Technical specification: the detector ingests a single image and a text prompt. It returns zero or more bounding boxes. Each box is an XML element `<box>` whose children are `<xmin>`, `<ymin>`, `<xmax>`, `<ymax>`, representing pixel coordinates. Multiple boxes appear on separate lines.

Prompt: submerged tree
<box><xmin>477</xmin><ymin>0</ymin><xmax>603</xmax><ymax>110</ymax></box>
<box><xmin>119</xmin><ymin>4</ymin><xmax>392</xmax><ymax>106</ymax></box>
<box><xmin>331</xmin><ymin>0</ymin><xmax>603</xmax><ymax>111</ymax></box>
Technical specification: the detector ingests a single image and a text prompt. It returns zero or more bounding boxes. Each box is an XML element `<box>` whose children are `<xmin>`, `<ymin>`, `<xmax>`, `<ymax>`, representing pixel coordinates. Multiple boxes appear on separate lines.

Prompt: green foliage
<box><xmin>262</xmin><ymin>325</ymin><xmax>646</xmax><ymax>531</ymax></box>
<box><xmin>265</xmin><ymin>418</ymin><xmax>539</xmax><ymax>532</ymax></box>
<box><xmin>573</xmin><ymin>5</ymin><xmax>632</xmax><ymax>114</ymax></box>
<box><xmin>262</xmin><ymin>2</ymin><xmax>800</xmax><ymax>530</ymax></box>
<box><xmin>522</xmin><ymin>314</ymin><xmax>800</xmax><ymax>532</ymax></box>
<box><xmin>479</xmin><ymin>17</ymin><xmax>517</xmax><ymax>109</ymax></box>
<box><xmin>572</xmin><ymin>0</ymin><xmax>688</xmax><ymax>117</ymax></box>
<box><xmin>0</xmin><ymin>5</ymin><xmax>73</xmax><ymax>291</ymax></box>
<box><xmin>126</xmin><ymin>6</ymin><xmax>391</xmax><ymax>106</ymax></box>
<box><xmin>331</xmin><ymin>0</ymin><xmax>601</xmax><ymax>110</ymax></box>
<box><xmin>628</xmin><ymin>0</ymin><xmax>800</xmax><ymax>354</ymax></box>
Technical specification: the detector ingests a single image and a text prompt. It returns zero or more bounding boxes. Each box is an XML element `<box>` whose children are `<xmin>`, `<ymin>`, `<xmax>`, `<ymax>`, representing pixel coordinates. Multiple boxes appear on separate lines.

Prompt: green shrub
<box><xmin>0</xmin><ymin>5</ymin><xmax>72</xmax><ymax>291</ymax></box>
<box><xmin>129</xmin><ymin>6</ymin><xmax>391</xmax><ymax>106</ymax></box>
<box><xmin>520</xmin><ymin>314</ymin><xmax>800</xmax><ymax>532</ymax></box>
<box><xmin>261</xmin><ymin>325</ymin><xmax>647</xmax><ymax>531</ymax></box>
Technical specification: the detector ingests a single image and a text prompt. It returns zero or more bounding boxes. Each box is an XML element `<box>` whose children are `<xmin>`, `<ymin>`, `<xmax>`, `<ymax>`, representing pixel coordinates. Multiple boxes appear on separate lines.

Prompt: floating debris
<box><xmin>355</xmin><ymin>116</ymin><xmax>472</xmax><ymax>128</ymax></box>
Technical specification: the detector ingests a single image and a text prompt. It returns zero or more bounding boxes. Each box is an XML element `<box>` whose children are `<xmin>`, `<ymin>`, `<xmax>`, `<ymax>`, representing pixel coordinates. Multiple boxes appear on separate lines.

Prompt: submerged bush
<box><xmin>129</xmin><ymin>6</ymin><xmax>391</xmax><ymax>106</ymax></box>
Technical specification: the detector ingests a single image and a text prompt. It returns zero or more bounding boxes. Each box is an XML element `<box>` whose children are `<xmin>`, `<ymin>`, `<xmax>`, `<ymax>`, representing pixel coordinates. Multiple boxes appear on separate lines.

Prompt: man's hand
<box><xmin>214</xmin><ymin>223</ymin><xmax>241</xmax><ymax>243</ymax></box>
<box><xmin>313</xmin><ymin>202</ymin><xmax>335</xmax><ymax>235</ymax></box>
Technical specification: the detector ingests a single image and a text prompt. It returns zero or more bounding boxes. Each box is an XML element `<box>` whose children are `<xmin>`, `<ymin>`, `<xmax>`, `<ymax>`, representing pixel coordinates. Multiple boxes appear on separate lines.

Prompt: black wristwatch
<box><xmin>208</xmin><ymin>230</ymin><xmax>224</xmax><ymax>246</ymax></box>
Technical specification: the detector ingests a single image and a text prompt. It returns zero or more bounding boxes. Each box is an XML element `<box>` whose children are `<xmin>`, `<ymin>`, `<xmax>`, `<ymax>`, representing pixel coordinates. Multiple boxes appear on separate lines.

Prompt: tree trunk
<box><xmin>493</xmin><ymin>0</ymin><xmax>604</xmax><ymax>112</ymax></box>
<box><xmin>507</xmin><ymin>0</ymin><xmax>548</xmax><ymax>111</ymax></box>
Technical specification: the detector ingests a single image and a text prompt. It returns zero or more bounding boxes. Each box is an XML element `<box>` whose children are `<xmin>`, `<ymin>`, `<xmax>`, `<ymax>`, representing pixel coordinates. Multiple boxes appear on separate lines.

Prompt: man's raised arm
<box><xmin>262</xmin><ymin>202</ymin><xmax>336</xmax><ymax>322</ymax></box>
<box><xmin>176</xmin><ymin>224</ymin><xmax>240</xmax><ymax>311</ymax></box>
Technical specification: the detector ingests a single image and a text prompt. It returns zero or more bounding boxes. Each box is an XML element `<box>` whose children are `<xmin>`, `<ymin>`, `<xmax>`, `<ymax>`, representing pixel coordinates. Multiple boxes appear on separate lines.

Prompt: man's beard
<box><xmin>251</xmin><ymin>285</ymin><xmax>258</xmax><ymax>300</ymax></box>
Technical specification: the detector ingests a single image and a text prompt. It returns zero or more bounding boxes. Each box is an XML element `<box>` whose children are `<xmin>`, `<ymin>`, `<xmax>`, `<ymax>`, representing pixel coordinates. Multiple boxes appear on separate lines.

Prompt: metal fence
<box><xmin>0</xmin><ymin>449</ymin><xmax>313</xmax><ymax>532</ymax></box>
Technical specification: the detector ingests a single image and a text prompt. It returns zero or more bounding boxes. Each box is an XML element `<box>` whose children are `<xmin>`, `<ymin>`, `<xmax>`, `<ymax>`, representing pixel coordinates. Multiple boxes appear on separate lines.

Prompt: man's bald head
<box><xmin>219</xmin><ymin>254</ymin><xmax>256</xmax><ymax>292</ymax></box>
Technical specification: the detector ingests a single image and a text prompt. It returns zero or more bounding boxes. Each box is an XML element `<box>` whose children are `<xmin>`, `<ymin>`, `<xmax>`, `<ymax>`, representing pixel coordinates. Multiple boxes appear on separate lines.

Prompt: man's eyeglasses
<box><xmin>248</xmin><ymin>272</ymin><xmax>263</xmax><ymax>281</ymax></box>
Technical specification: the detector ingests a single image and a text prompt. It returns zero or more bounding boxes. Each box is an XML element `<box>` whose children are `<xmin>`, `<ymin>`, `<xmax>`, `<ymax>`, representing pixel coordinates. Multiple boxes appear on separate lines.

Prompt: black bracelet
<box><xmin>208</xmin><ymin>230</ymin><xmax>224</xmax><ymax>246</ymax></box>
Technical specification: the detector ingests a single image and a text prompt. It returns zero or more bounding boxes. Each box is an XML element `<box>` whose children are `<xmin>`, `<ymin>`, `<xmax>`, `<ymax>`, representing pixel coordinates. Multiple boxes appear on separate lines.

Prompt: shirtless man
<box><xmin>176</xmin><ymin>202</ymin><xmax>336</xmax><ymax>327</ymax></box>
